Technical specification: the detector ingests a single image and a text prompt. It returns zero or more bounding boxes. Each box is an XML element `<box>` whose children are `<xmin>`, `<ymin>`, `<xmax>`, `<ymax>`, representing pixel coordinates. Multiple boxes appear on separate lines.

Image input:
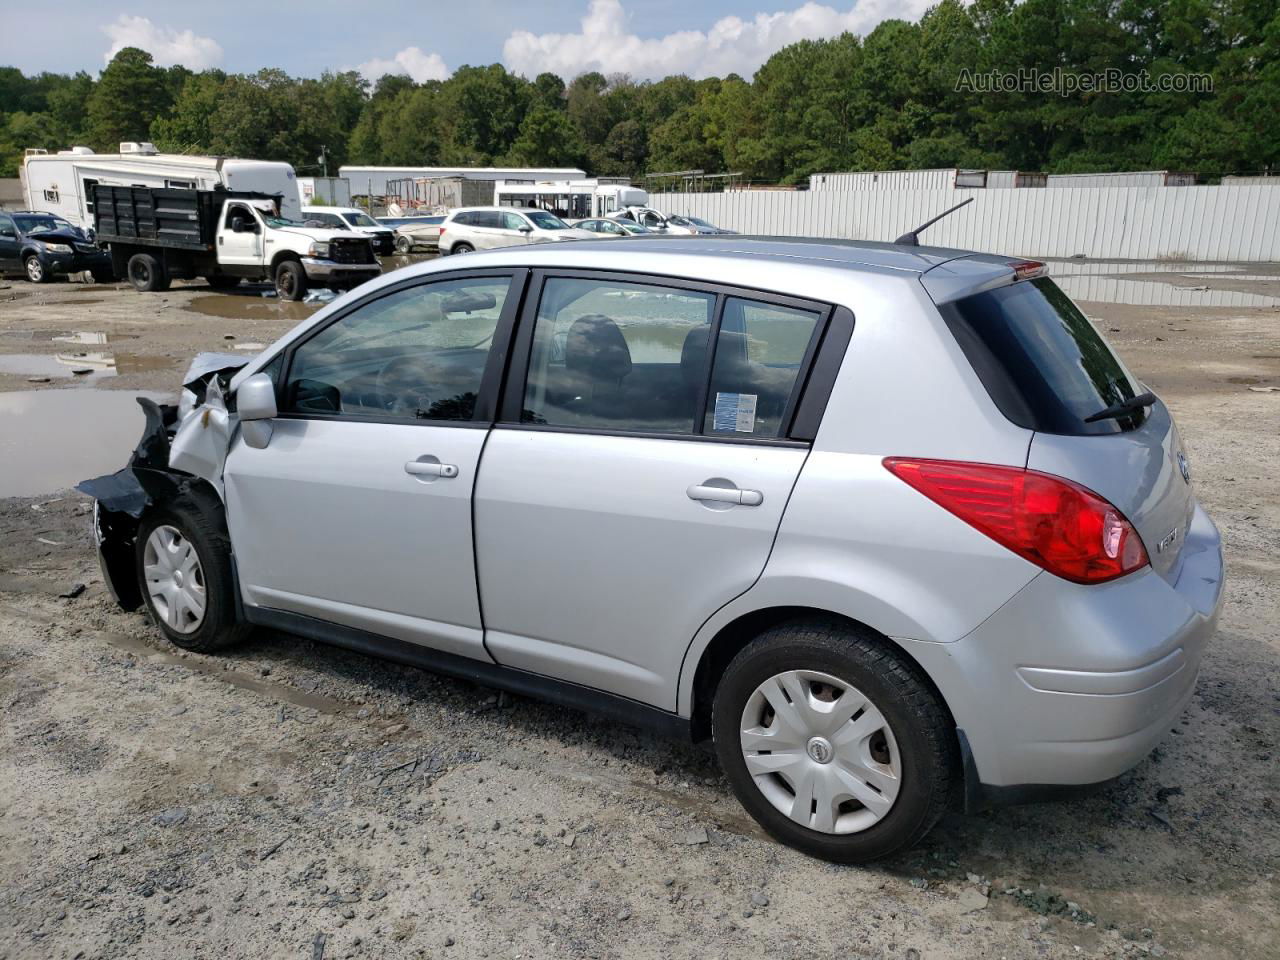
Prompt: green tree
<box><xmin>507</xmin><ymin>104</ymin><xmax>586</xmax><ymax>166</ymax></box>
<box><xmin>86</xmin><ymin>47</ymin><xmax>171</xmax><ymax>152</ymax></box>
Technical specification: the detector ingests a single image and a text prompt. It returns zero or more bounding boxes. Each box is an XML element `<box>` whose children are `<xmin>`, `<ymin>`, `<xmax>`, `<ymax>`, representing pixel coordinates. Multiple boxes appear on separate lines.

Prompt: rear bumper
<box><xmin>906</xmin><ymin>502</ymin><xmax>1224</xmax><ymax>793</ymax></box>
<box><xmin>300</xmin><ymin>258</ymin><xmax>381</xmax><ymax>284</ymax></box>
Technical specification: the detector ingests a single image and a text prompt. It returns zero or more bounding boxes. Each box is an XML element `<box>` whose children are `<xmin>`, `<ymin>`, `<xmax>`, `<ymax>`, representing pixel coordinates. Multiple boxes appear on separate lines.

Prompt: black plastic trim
<box><xmin>245</xmin><ymin>605</ymin><xmax>693</xmax><ymax>742</ymax></box>
<box><xmin>789</xmin><ymin>304</ymin><xmax>854</xmax><ymax>442</ymax></box>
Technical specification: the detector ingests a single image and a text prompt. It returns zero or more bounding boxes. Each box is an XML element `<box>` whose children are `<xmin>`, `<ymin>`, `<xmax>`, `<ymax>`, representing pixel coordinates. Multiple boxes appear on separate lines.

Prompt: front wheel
<box><xmin>135</xmin><ymin>497</ymin><xmax>249</xmax><ymax>653</ymax></box>
<box><xmin>25</xmin><ymin>256</ymin><xmax>50</xmax><ymax>284</ymax></box>
<box><xmin>274</xmin><ymin>259</ymin><xmax>307</xmax><ymax>300</ymax></box>
<box><xmin>712</xmin><ymin>621</ymin><xmax>956</xmax><ymax>863</ymax></box>
<box><xmin>394</xmin><ymin>234</ymin><xmax>413</xmax><ymax>255</ymax></box>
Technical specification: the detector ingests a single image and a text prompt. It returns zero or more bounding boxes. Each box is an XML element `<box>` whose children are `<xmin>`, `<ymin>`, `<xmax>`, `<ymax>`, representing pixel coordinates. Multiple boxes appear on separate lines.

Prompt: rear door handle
<box><xmin>687</xmin><ymin>484</ymin><xmax>763</xmax><ymax>506</ymax></box>
<box><xmin>405</xmin><ymin>460</ymin><xmax>458</xmax><ymax>478</ymax></box>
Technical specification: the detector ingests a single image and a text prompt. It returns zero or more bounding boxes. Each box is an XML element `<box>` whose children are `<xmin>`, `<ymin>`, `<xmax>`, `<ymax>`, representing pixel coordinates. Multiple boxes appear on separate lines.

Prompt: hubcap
<box><xmin>143</xmin><ymin>525</ymin><xmax>206</xmax><ymax>634</ymax></box>
<box><xmin>26</xmin><ymin>259</ymin><xmax>42</xmax><ymax>281</ymax></box>
<box><xmin>740</xmin><ymin>669</ymin><xmax>902</xmax><ymax>835</ymax></box>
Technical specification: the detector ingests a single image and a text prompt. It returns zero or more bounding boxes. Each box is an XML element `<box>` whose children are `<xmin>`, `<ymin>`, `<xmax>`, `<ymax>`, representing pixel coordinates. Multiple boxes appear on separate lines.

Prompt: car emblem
<box><xmin>1177</xmin><ymin>451</ymin><xmax>1191</xmax><ymax>484</ymax></box>
<box><xmin>1157</xmin><ymin>527</ymin><xmax>1180</xmax><ymax>554</ymax></box>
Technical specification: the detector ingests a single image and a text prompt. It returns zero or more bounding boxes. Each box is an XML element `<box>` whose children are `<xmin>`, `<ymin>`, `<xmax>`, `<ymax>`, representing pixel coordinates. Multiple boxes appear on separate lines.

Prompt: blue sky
<box><xmin>0</xmin><ymin>0</ymin><xmax>931</xmax><ymax>82</ymax></box>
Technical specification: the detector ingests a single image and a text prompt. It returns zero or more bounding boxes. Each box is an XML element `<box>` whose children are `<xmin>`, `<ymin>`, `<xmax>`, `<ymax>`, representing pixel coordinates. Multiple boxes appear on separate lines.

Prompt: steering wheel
<box><xmin>373</xmin><ymin>356</ymin><xmax>435</xmax><ymax>417</ymax></box>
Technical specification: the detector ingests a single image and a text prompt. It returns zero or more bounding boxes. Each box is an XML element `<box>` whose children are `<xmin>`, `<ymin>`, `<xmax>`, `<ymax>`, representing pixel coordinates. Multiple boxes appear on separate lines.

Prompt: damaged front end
<box><xmin>77</xmin><ymin>353</ymin><xmax>250</xmax><ymax>611</ymax></box>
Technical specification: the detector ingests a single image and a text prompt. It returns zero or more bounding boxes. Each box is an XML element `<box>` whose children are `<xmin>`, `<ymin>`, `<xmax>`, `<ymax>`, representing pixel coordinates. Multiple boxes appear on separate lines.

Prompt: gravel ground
<box><xmin>0</xmin><ymin>263</ymin><xmax>1278</xmax><ymax>960</ymax></box>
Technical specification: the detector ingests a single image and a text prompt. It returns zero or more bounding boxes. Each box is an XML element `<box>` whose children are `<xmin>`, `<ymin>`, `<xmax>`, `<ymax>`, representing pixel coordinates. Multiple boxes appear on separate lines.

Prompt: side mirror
<box><xmin>231</xmin><ymin>219</ymin><xmax>246</xmax><ymax>234</ymax></box>
<box><xmin>518</xmin><ymin>225</ymin><xmax>533</xmax><ymax>233</ymax></box>
<box><xmin>237</xmin><ymin>373</ymin><xmax>277</xmax><ymax>449</ymax></box>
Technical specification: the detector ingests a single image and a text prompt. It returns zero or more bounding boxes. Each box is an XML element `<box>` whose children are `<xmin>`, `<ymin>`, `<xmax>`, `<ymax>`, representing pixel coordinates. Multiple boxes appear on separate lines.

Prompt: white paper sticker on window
<box><xmin>713</xmin><ymin>392</ymin><xmax>757</xmax><ymax>433</ymax></box>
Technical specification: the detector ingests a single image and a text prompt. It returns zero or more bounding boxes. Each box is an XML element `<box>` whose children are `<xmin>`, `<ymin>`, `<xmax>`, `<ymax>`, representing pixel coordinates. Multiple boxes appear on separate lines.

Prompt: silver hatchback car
<box><xmin>85</xmin><ymin>237</ymin><xmax>1224</xmax><ymax>863</ymax></box>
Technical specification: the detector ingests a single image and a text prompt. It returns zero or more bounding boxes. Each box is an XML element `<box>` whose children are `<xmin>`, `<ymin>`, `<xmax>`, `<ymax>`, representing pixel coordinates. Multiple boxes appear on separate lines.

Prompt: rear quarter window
<box><xmin>940</xmin><ymin>277</ymin><xmax>1144</xmax><ymax>436</ymax></box>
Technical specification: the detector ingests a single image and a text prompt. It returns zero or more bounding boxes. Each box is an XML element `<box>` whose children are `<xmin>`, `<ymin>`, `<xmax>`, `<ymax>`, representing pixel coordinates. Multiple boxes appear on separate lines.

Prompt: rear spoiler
<box><xmin>919</xmin><ymin>255</ymin><xmax>1045</xmax><ymax>305</ymax></box>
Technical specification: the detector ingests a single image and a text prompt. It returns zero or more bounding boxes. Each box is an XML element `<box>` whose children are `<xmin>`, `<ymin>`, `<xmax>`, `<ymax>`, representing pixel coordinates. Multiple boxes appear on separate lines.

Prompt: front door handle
<box><xmin>405</xmin><ymin>459</ymin><xmax>458</xmax><ymax>479</ymax></box>
<box><xmin>687</xmin><ymin>483</ymin><xmax>763</xmax><ymax>506</ymax></box>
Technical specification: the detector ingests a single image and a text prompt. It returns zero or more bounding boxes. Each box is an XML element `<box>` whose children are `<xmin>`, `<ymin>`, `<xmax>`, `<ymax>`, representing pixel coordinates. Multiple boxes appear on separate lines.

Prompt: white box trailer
<box><xmin>20</xmin><ymin>143</ymin><xmax>303</xmax><ymax>229</ymax></box>
<box><xmin>298</xmin><ymin>176</ymin><xmax>352</xmax><ymax>207</ymax></box>
<box><xmin>809</xmin><ymin>169</ymin><xmax>962</xmax><ymax>191</ymax></box>
<box><xmin>493</xmin><ymin>179</ymin><xmax>647</xmax><ymax>219</ymax></box>
<box><xmin>1046</xmin><ymin>171</ymin><xmax>1196</xmax><ymax>188</ymax></box>
<box><xmin>339</xmin><ymin>165</ymin><xmax>588</xmax><ymax>200</ymax></box>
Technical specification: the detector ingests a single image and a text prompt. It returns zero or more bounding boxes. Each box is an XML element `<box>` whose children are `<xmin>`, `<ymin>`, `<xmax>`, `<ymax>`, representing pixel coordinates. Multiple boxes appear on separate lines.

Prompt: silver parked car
<box><xmin>439</xmin><ymin>207</ymin><xmax>595</xmax><ymax>255</ymax></box>
<box><xmin>84</xmin><ymin>237</ymin><xmax>1224</xmax><ymax>863</ymax></box>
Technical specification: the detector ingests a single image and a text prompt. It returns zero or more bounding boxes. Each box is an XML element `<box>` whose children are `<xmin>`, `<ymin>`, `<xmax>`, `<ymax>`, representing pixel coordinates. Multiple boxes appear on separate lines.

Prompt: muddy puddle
<box><xmin>1056</xmin><ymin>275</ymin><xmax>1280</xmax><ymax>307</ymax></box>
<box><xmin>0</xmin><ymin>349</ymin><xmax>174</xmax><ymax>380</ymax></box>
<box><xmin>0</xmin><ymin>388</ymin><xmax>171</xmax><ymax>497</ymax></box>
<box><xmin>51</xmin><ymin>331</ymin><xmax>140</xmax><ymax>345</ymax></box>
<box><xmin>0</xmin><ymin>353</ymin><xmax>117</xmax><ymax>380</ymax></box>
<box><xmin>186</xmin><ymin>294</ymin><xmax>318</xmax><ymax>321</ymax></box>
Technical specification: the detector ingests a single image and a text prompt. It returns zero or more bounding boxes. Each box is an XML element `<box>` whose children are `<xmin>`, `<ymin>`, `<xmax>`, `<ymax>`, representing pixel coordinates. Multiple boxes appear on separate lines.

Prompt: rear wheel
<box><xmin>274</xmin><ymin>259</ymin><xmax>307</xmax><ymax>300</ymax></box>
<box><xmin>127</xmin><ymin>253</ymin><xmax>170</xmax><ymax>292</ymax></box>
<box><xmin>712</xmin><ymin>620</ymin><xmax>955</xmax><ymax>863</ymax></box>
<box><xmin>24</xmin><ymin>256</ymin><xmax>50</xmax><ymax>284</ymax></box>
<box><xmin>135</xmin><ymin>497</ymin><xmax>249</xmax><ymax>653</ymax></box>
<box><xmin>450</xmin><ymin>242</ymin><xmax>473</xmax><ymax>255</ymax></box>
<box><xmin>395</xmin><ymin>234</ymin><xmax>413</xmax><ymax>255</ymax></box>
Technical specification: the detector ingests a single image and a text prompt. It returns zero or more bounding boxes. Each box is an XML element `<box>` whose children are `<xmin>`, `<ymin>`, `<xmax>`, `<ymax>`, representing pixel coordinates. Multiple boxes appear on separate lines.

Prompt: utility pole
<box><xmin>318</xmin><ymin>145</ymin><xmax>328</xmax><ymax>178</ymax></box>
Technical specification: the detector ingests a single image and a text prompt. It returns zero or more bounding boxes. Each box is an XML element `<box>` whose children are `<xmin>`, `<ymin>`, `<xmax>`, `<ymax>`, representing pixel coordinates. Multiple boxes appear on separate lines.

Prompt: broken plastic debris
<box><xmin>303</xmin><ymin>288</ymin><xmax>337</xmax><ymax>304</ymax></box>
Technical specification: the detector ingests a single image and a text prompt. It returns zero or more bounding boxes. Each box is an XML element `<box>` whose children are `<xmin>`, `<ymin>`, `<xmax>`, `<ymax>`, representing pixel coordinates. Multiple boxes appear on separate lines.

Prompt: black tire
<box><xmin>134</xmin><ymin>495</ymin><xmax>250</xmax><ymax>653</ymax></box>
<box><xmin>24</xmin><ymin>255</ymin><xmax>51</xmax><ymax>284</ymax></box>
<box><xmin>206</xmin><ymin>274</ymin><xmax>241</xmax><ymax>290</ymax></box>
<box><xmin>449</xmin><ymin>242</ymin><xmax>473</xmax><ymax>255</ymax></box>
<box><xmin>127</xmin><ymin>253</ymin><xmax>170</xmax><ymax>292</ymax></box>
<box><xmin>394</xmin><ymin>234</ymin><xmax>413</xmax><ymax>255</ymax></box>
<box><xmin>91</xmin><ymin>268</ymin><xmax>116</xmax><ymax>284</ymax></box>
<box><xmin>711</xmin><ymin>620</ymin><xmax>956</xmax><ymax>863</ymax></box>
<box><xmin>274</xmin><ymin>259</ymin><xmax>307</xmax><ymax>300</ymax></box>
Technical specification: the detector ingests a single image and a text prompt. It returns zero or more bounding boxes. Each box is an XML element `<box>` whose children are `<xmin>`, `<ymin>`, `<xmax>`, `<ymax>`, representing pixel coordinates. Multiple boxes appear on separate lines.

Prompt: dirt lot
<box><xmin>1</xmin><ymin>261</ymin><xmax>1278</xmax><ymax>960</ymax></box>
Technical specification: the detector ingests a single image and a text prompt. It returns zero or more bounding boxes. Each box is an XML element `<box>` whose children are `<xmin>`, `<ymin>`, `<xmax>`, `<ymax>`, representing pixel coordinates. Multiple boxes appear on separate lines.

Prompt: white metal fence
<box><xmin>656</xmin><ymin>185</ymin><xmax>1280</xmax><ymax>261</ymax></box>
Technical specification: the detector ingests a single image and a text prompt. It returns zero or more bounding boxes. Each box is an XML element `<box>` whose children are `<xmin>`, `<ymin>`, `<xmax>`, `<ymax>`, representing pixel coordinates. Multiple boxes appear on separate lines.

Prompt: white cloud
<box><xmin>101</xmin><ymin>15</ymin><xmax>223</xmax><ymax>69</ymax></box>
<box><xmin>356</xmin><ymin>46</ymin><xmax>450</xmax><ymax>84</ymax></box>
<box><xmin>503</xmin><ymin>0</ymin><xmax>932</xmax><ymax>81</ymax></box>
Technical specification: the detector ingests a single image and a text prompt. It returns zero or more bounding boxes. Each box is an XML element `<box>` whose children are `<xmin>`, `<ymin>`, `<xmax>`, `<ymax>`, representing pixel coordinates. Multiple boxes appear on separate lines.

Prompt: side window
<box><xmin>282</xmin><ymin>276</ymin><xmax>510</xmax><ymax>422</ymax></box>
<box><xmin>0</xmin><ymin>215</ymin><xmax>14</xmax><ymax>238</ymax></box>
<box><xmin>704</xmin><ymin>298</ymin><xmax>821</xmax><ymax>438</ymax></box>
<box><xmin>501</xmin><ymin>212</ymin><xmax>527</xmax><ymax>232</ymax></box>
<box><xmin>83</xmin><ymin>178</ymin><xmax>98</xmax><ymax>216</ymax></box>
<box><xmin>521</xmin><ymin>277</ymin><xmax>715</xmax><ymax>434</ymax></box>
<box><xmin>224</xmin><ymin>204</ymin><xmax>254</xmax><ymax>229</ymax></box>
<box><xmin>478</xmin><ymin>211</ymin><xmax>503</xmax><ymax>229</ymax></box>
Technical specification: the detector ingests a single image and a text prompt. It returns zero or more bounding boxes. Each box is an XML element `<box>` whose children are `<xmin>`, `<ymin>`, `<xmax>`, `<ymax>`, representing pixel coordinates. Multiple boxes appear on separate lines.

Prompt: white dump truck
<box><xmin>92</xmin><ymin>185</ymin><xmax>380</xmax><ymax>300</ymax></box>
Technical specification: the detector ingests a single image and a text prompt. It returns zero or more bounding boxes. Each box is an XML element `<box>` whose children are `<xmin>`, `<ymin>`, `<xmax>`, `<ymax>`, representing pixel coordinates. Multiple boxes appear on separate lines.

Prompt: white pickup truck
<box><xmin>93</xmin><ymin>185</ymin><xmax>381</xmax><ymax>299</ymax></box>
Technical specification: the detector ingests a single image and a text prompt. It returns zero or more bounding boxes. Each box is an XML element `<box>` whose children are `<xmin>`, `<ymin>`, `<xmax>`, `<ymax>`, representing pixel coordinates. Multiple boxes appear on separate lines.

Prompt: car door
<box><xmin>223</xmin><ymin>270</ymin><xmax>523</xmax><ymax>661</ymax></box>
<box><xmin>473</xmin><ymin>271</ymin><xmax>830</xmax><ymax>709</ymax></box>
<box><xmin>499</xmin><ymin>211</ymin><xmax>532</xmax><ymax>247</ymax></box>
<box><xmin>218</xmin><ymin>202</ymin><xmax>263</xmax><ymax>270</ymax></box>
<box><xmin>0</xmin><ymin>214</ymin><xmax>18</xmax><ymax>272</ymax></box>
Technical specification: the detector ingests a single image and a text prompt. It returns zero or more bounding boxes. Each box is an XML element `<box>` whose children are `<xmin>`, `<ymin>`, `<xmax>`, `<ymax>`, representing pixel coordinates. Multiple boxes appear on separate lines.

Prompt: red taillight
<box><xmin>883</xmin><ymin>458</ymin><xmax>1148</xmax><ymax>584</ymax></box>
<box><xmin>438</xmin><ymin>226</ymin><xmax>445</xmax><ymax>236</ymax></box>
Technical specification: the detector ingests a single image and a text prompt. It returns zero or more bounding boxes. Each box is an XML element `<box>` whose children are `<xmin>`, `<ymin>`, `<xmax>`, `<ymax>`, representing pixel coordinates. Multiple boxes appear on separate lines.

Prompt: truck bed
<box><xmin>93</xmin><ymin>186</ymin><xmax>218</xmax><ymax>251</ymax></box>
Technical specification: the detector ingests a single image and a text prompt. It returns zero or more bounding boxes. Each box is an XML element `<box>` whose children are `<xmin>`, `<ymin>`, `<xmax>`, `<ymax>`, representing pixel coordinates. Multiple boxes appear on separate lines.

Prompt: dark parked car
<box><xmin>0</xmin><ymin>210</ymin><xmax>112</xmax><ymax>283</ymax></box>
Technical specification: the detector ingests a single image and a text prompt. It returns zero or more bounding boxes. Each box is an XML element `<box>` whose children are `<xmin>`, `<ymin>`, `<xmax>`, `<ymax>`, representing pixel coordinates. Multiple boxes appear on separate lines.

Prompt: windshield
<box><xmin>15</xmin><ymin>215</ymin><xmax>72</xmax><ymax>234</ymax></box>
<box><xmin>687</xmin><ymin>217</ymin><xmax>715</xmax><ymax>228</ymax></box>
<box><xmin>942</xmin><ymin>276</ymin><xmax>1144</xmax><ymax>436</ymax></box>
<box><xmin>261</xmin><ymin>214</ymin><xmax>308</xmax><ymax>228</ymax></box>
<box><xmin>667</xmin><ymin>216</ymin><xmax>693</xmax><ymax>227</ymax></box>
<box><xmin>527</xmin><ymin>211</ymin><xmax>568</xmax><ymax>230</ymax></box>
<box><xmin>344</xmin><ymin>211</ymin><xmax>380</xmax><ymax>228</ymax></box>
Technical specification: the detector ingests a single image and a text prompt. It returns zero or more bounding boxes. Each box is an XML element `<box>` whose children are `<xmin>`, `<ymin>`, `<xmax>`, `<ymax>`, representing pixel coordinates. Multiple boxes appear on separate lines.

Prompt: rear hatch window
<box><xmin>939</xmin><ymin>277</ymin><xmax>1143</xmax><ymax>436</ymax></box>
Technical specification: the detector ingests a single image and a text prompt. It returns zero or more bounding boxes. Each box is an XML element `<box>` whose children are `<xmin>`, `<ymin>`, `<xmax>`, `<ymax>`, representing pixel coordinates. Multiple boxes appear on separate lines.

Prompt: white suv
<box><xmin>83</xmin><ymin>237</ymin><xmax>1223</xmax><ymax>864</ymax></box>
<box><xmin>439</xmin><ymin>207</ymin><xmax>595</xmax><ymax>255</ymax></box>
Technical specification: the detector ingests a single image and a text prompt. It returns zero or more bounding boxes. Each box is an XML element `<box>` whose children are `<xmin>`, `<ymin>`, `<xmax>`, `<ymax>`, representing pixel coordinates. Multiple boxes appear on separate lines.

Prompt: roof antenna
<box><xmin>893</xmin><ymin>197</ymin><xmax>974</xmax><ymax>246</ymax></box>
